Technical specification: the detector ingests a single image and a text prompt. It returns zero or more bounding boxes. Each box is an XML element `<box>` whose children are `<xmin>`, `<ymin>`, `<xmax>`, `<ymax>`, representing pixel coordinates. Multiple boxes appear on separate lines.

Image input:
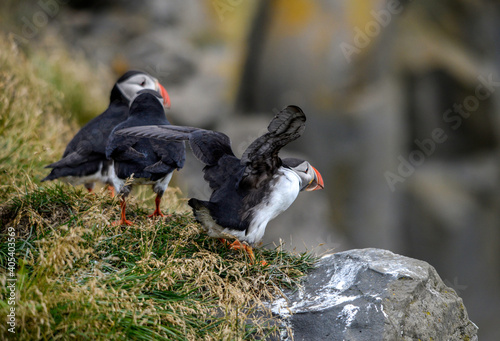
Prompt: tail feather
<box><xmin>188</xmin><ymin>198</ymin><xmax>229</xmax><ymax>238</ymax></box>
<box><xmin>41</xmin><ymin>170</ymin><xmax>60</xmax><ymax>182</ymax></box>
<box><xmin>188</xmin><ymin>198</ymin><xmax>209</xmax><ymax>211</ymax></box>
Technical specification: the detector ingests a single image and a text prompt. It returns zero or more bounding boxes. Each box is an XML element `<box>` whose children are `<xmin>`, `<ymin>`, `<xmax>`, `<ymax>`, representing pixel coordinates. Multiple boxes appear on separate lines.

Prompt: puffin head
<box><xmin>112</xmin><ymin>70</ymin><xmax>171</xmax><ymax>108</ymax></box>
<box><xmin>282</xmin><ymin>158</ymin><xmax>324</xmax><ymax>192</ymax></box>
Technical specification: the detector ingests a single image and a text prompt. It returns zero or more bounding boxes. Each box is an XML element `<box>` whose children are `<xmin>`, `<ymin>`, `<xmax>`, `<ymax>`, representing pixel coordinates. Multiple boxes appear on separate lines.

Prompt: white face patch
<box><xmin>290</xmin><ymin>161</ymin><xmax>317</xmax><ymax>191</ymax></box>
<box><xmin>116</xmin><ymin>74</ymin><xmax>158</xmax><ymax>102</ymax></box>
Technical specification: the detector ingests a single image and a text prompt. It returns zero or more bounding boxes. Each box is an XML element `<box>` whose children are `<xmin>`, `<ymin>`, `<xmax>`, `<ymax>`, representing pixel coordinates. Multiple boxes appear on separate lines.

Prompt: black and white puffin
<box><xmin>116</xmin><ymin>105</ymin><xmax>324</xmax><ymax>262</ymax></box>
<box><xmin>42</xmin><ymin>70</ymin><xmax>170</xmax><ymax>195</ymax></box>
<box><xmin>106</xmin><ymin>90</ymin><xmax>185</xmax><ymax>226</ymax></box>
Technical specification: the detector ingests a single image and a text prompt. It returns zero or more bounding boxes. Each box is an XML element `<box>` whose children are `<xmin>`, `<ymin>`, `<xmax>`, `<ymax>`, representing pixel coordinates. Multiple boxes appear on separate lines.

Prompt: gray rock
<box><xmin>271</xmin><ymin>248</ymin><xmax>478</xmax><ymax>341</ymax></box>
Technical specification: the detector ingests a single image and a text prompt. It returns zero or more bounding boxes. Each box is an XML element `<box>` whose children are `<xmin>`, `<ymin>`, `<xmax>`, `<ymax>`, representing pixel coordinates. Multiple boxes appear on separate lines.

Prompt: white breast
<box><xmin>242</xmin><ymin>167</ymin><xmax>301</xmax><ymax>245</ymax></box>
<box><xmin>60</xmin><ymin>161</ymin><xmax>107</xmax><ymax>187</ymax></box>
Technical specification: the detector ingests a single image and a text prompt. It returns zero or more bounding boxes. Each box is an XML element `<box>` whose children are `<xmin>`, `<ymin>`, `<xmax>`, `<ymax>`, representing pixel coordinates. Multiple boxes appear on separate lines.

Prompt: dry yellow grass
<box><xmin>0</xmin><ymin>34</ymin><xmax>109</xmax><ymax>198</ymax></box>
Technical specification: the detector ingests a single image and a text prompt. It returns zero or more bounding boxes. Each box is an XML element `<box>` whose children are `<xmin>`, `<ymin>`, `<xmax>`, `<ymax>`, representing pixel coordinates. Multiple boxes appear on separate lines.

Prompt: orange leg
<box><xmin>223</xmin><ymin>239</ymin><xmax>267</xmax><ymax>266</ymax></box>
<box><xmin>112</xmin><ymin>198</ymin><xmax>133</xmax><ymax>226</ymax></box>
<box><xmin>108</xmin><ymin>185</ymin><xmax>115</xmax><ymax>198</ymax></box>
<box><xmin>85</xmin><ymin>183</ymin><xmax>95</xmax><ymax>194</ymax></box>
<box><xmin>148</xmin><ymin>195</ymin><xmax>169</xmax><ymax>218</ymax></box>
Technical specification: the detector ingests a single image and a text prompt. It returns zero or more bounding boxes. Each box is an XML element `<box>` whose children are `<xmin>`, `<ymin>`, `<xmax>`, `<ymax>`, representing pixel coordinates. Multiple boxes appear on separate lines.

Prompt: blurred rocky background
<box><xmin>1</xmin><ymin>0</ymin><xmax>499</xmax><ymax>339</ymax></box>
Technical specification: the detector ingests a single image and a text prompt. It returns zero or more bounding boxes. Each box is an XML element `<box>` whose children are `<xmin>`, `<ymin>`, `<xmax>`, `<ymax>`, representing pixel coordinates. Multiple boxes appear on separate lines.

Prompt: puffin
<box><xmin>106</xmin><ymin>89</ymin><xmax>185</xmax><ymax>226</ymax></box>
<box><xmin>115</xmin><ymin>105</ymin><xmax>324</xmax><ymax>262</ymax></box>
<box><xmin>42</xmin><ymin>70</ymin><xmax>170</xmax><ymax>196</ymax></box>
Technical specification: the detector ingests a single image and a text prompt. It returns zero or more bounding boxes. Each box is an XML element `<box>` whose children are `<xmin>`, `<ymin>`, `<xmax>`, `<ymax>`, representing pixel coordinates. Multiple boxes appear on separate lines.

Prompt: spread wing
<box><xmin>117</xmin><ymin>105</ymin><xmax>307</xmax><ymax>190</ymax></box>
<box><xmin>115</xmin><ymin>125</ymin><xmax>235</xmax><ymax>166</ymax></box>
<box><xmin>239</xmin><ymin>105</ymin><xmax>306</xmax><ymax>188</ymax></box>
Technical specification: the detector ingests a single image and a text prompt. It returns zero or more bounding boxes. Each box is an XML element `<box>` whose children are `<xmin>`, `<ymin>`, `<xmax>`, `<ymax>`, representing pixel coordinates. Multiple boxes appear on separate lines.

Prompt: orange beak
<box><xmin>305</xmin><ymin>165</ymin><xmax>324</xmax><ymax>191</ymax></box>
<box><xmin>157</xmin><ymin>82</ymin><xmax>171</xmax><ymax>109</ymax></box>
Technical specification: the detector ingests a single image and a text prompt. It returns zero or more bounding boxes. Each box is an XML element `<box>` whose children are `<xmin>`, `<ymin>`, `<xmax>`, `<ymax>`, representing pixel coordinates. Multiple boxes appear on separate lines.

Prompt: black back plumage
<box><xmin>42</xmin><ymin>71</ymin><xmax>145</xmax><ymax>182</ymax></box>
<box><xmin>106</xmin><ymin>91</ymin><xmax>185</xmax><ymax>181</ymax></box>
<box><xmin>115</xmin><ymin>105</ymin><xmax>306</xmax><ymax>231</ymax></box>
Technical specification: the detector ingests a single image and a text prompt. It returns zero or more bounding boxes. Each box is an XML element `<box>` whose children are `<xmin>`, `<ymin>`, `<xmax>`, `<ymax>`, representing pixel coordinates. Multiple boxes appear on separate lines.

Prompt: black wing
<box><xmin>45</xmin><ymin>150</ymin><xmax>99</xmax><ymax>169</ymax></box>
<box><xmin>105</xmin><ymin>132</ymin><xmax>143</xmax><ymax>161</ymax></box>
<box><xmin>149</xmin><ymin>138</ymin><xmax>186</xmax><ymax>170</ymax></box>
<box><xmin>43</xmin><ymin>102</ymin><xmax>129</xmax><ymax>180</ymax></box>
<box><xmin>117</xmin><ymin>125</ymin><xmax>237</xmax><ymax>191</ymax></box>
<box><xmin>116</xmin><ymin>125</ymin><xmax>235</xmax><ymax>166</ymax></box>
<box><xmin>239</xmin><ymin>105</ymin><xmax>306</xmax><ymax>188</ymax></box>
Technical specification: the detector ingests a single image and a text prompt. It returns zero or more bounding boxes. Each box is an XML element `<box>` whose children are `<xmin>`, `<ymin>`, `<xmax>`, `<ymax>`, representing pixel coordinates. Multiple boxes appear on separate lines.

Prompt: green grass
<box><xmin>0</xmin><ymin>184</ymin><xmax>315</xmax><ymax>340</ymax></box>
<box><xmin>0</xmin><ymin>34</ymin><xmax>317</xmax><ymax>340</ymax></box>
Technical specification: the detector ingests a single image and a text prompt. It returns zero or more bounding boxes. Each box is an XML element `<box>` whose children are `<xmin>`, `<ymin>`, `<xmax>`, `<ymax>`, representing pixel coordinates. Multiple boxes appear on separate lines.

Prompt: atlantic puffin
<box><xmin>42</xmin><ymin>70</ymin><xmax>170</xmax><ymax>196</ymax></box>
<box><xmin>116</xmin><ymin>105</ymin><xmax>324</xmax><ymax>262</ymax></box>
<box><xmin>106</xmin><ymin>90</ymin><xmax>185</xmax><ymax>226</ymax></box>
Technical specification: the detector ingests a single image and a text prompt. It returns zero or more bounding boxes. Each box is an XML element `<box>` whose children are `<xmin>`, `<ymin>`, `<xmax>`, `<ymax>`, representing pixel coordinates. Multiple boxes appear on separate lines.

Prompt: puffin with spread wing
<box><xmin>117</xmin><ymin>105</ymin><xmax>323</xmax><ymax>262</ymax></box>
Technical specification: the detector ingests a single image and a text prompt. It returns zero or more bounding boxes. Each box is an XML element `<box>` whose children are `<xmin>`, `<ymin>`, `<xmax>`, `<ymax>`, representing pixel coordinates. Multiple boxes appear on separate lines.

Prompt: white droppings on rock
<box><xmin>271</xmin><ymin>297</ymin><xmax>291</xmax><ymax>316</ymax></box>
<box><xmin>338</xmin><ymin>304</ymin><xmax>360</xmax><ymax>327</ymax></box>
<box><xmin>380</xmin><ymin>303</ymin><xmax>388</xmax><ymax>320</ymax></box>
<box><xmin>326</xmin><ymin>258</ymin><xmax>363</xmax><ymax>290</ymax></box>
<box><xmin>272</xmin><ymin>292</ymin><xmax>360</xmax><ymax>316</ymax></box>
<box><xmin>290</xmin><ymin>294</ymin><xmax>359</xmax><ymax>313</ymax></box>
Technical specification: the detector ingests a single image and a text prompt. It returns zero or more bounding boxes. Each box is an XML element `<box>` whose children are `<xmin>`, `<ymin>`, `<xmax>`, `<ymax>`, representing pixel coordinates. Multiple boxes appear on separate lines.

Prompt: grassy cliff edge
<box><xmin>0</xmin><ymin>36</ymin><xmax>315</xmax><ymax>340</ymax></box>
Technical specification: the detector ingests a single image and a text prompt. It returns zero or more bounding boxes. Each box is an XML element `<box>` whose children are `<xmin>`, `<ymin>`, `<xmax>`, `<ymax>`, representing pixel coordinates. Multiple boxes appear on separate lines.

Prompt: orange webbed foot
<box><xmin>226</xmin><ymin>240</ymin><xmax>267</xmax><ymax>266</ymax></box>
<box><xmin>112</xmin><ymin>218</ymin><xmax>133</xmax><ymax>226</ymax></box>
<box><xmin>148</xmin><ymin>209</ymin><xmax>172</xmax><ymax>219</ymax></box>
<box><xmin>148</xmin><ymin>195</ymin><xmax>170</xmax><ymax>218</ymax></box>
<box><xmin>148</xmin><ymin>210</ymin><xmax>166</xmax><ymax>218</ymax></box>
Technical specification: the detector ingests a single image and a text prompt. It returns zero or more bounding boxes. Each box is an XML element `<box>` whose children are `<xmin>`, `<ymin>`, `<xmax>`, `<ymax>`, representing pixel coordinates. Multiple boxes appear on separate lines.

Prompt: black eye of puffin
<box><xmin>140</xmin><ymin>80</ymin><xmax>146</xmax><ymax>86</ymax></box>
